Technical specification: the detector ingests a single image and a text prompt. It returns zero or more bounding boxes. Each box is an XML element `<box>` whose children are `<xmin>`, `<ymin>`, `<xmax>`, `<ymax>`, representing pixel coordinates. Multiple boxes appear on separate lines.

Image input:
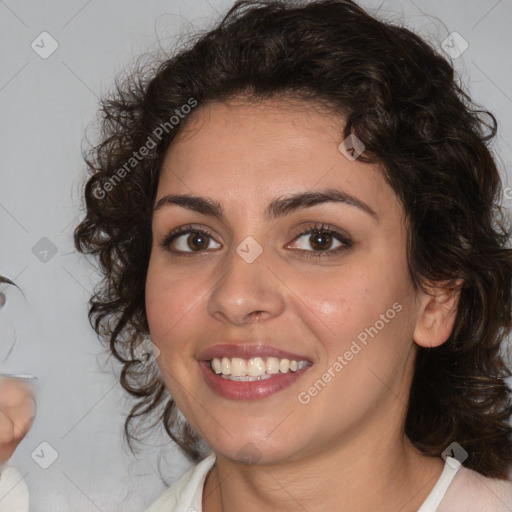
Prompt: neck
<box><xmin>202</xmin><ymin>430</ymin><xmax>444</xmax><ymax>512</ymax></box>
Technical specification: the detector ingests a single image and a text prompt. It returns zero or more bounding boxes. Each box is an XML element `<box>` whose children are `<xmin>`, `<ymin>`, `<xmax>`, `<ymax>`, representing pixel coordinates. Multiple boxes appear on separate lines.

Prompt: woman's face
<box><xmin>146</xmin><ymin>98</ymin><xmax>427</xmax><ymax>465</ymax></box>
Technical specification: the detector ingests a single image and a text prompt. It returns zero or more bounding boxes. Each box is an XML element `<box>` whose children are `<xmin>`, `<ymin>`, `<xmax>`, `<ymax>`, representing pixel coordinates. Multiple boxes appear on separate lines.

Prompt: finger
<box><xmin>0</xmin><ymin>378</ymin><xmax>34</xmax><ymax>408</ymax></box>
<box><xmin>0</xmin><ymin>411</ymin><xmax>16</xmax><ymax>445</ymax></box>
<box><xmin>0</xmin><ymin>438</ymin><xmax>19</xmax><ymax>465</ymax></box>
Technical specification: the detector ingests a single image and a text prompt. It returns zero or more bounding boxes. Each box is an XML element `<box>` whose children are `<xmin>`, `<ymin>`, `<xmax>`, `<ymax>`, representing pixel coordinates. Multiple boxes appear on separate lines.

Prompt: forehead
<box><xmin>158</xmin><ymin>99</ymin><xmax>400</xmax><ymax>220</ymax></box>
<box><xmin>165</xmin><ymin>98</ymin><xmax>343</xmax><ymax>171</ymax></box>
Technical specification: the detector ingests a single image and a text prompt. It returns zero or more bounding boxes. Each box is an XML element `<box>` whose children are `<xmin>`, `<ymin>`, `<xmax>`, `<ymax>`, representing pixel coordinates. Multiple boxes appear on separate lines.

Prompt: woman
<box><xmin>75</xmin><ymin>1</ymin><xmax>512</xmax><ymax>510</ymax></box>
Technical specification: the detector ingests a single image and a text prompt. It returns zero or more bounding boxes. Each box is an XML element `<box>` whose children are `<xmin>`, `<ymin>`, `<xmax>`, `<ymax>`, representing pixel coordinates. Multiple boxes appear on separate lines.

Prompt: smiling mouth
<box><xmin>209</xmin><ymin>356</ymin><xmax>311</xmax><ymax>381</ymax></box>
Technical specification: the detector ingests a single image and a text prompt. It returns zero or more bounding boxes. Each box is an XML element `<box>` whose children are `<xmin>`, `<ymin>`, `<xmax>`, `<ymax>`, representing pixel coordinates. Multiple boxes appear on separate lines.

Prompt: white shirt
<box><xmin>144</xmin><ymin>455</ymin><xmax>512</xmax><ymax>512</ymax></box>
<box><xmin>0</xmin><ymin>466</ymin><xmax>29</xmax><ymax>512</ymax></box>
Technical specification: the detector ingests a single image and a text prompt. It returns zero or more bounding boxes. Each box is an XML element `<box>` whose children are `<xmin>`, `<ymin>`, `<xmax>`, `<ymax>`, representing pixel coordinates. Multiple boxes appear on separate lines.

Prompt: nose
<box><xmin>206</xmin><ymin>245</ymin><xmax>286</xmax><ymax>326</ymax></box>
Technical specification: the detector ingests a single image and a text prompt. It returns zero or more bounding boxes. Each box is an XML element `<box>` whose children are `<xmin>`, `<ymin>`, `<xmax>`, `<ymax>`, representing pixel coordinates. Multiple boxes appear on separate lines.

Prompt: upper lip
<box><xmin>198</xmin><ymin>343</ymin><xmax>312</xmax><ymax>362</ymax></box>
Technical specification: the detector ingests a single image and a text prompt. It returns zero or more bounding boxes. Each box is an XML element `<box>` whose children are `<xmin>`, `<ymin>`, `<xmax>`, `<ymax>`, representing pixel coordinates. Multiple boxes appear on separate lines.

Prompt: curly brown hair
<box><xmin>74</xmin><ymin>0</ymin><xmax>512</xmax><ymax>478</ymax></box>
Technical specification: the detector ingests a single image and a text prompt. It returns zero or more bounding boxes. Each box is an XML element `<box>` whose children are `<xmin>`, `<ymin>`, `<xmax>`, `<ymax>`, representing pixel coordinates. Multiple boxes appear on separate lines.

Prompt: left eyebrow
<box><xmin>153</xmin><ymin>188</ymin><xmax>378</xmax><ymax>221</ymax></box>
<box><xmin>266</xmin><ymin>188</ymin><xmax>378</xmax><ymax>221</ymax></box>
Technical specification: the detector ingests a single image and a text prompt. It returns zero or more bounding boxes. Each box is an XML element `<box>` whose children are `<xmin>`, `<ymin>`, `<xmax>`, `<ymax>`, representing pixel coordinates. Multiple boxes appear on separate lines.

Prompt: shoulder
<box><xmin>438</xmin><ymin>465</ymin><xmax>512</xmax><ymax>512</ymax></box>
<box><xmin>144</xmin><ymin>453</ymin><xmax>217</xmax><ymax>512</ymax></box>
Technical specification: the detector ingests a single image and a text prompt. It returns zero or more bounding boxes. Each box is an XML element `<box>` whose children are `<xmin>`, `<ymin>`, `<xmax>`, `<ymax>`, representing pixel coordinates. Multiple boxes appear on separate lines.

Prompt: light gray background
<box><xmin>1</xmin><ymin>0</ymin><xmax>511</xmax><ymax>510</ymax></box>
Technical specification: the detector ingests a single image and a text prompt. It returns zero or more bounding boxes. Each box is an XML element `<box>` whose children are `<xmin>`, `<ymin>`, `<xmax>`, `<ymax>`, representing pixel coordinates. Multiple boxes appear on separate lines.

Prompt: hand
<box><xmin>0</xmin><ymin>378</ymin><xmax>35</xmax><ymax>465</ymax></box>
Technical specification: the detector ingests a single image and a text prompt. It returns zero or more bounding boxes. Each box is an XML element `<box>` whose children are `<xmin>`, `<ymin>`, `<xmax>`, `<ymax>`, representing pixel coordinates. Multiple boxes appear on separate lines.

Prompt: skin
<box><xmin>145</xmin><ymin>98</ymin><xmax>461</xmax><ymax>512</ymax></box>
<box><xmin>0</xmin><ymin>378</ymin><xmax>34</xmax><ymax>464</ymax></box>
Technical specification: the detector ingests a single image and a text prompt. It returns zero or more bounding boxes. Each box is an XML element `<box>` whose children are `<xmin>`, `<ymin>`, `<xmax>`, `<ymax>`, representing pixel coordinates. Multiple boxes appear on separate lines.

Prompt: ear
<box><xmin>413</xmin><ymin>279</ymin><xmax>463</xmax><ymax>348</ymax></box>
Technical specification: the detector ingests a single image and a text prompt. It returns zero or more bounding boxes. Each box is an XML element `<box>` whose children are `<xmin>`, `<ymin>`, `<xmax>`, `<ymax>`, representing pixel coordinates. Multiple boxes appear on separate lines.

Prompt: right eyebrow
<box><xmin>154</xmin><ymin>195</ymin><xmax>222</xmax><ymax>217</ymax></box>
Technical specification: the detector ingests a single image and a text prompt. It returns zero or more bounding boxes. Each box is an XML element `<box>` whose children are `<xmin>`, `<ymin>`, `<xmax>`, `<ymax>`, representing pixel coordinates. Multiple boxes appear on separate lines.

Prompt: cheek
<box><xmin>289</xmin><ymin>269</ymin><xmax>381</xmax><ymax>336</ymax></box>
<box><xmin>145</xmin><ymin>258</ymin><xmax>196</xmax><ymax>343</ymax></box>
<box><xmin>289</xmin><ymin>257</ymin><xmax>413</xmax><ymax>356</ymax></box>
<box><xmin>293</xmin><ymin>272</ymin><xmax>413</xmax><ymax>418</ymax></box>
<box><xmin>145</xmin><ymin>263</ymin><xmax>200</xmax><ymax>391</ymax></box>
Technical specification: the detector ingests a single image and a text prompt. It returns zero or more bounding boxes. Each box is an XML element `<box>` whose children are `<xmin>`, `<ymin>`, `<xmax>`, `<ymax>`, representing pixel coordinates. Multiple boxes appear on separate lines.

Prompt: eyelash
<box><xmin>160</xmin><ymin>222</ymin><xmax>352</xmax><ymax>259</ymax></box>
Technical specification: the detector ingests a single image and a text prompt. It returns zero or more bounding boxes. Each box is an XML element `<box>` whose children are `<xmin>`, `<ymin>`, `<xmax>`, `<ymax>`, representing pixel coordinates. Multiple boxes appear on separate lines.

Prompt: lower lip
<box><xmin>199</xmin><ymin>361</ymin><xmax>311</xmax><ymax>400</ymax></box>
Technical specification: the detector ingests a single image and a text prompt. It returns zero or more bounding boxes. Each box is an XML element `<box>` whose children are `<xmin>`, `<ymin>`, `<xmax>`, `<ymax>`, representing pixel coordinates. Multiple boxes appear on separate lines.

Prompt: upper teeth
<box><xmin>210</xmin><ymin>357</ymin><xmax>308</xmax><ymax>377</ymax></box>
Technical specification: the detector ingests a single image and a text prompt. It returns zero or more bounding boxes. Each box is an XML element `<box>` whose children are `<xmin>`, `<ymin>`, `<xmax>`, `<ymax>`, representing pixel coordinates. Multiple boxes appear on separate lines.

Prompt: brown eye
<box><xmin>186</xmin><ymin>232</ymin><xmax>209</xmax><ymax>251</ymax></box>
<box><xmin>291</xmin><ymin>230</ymin><xmax>344</xmax><ymax>252</ymax></box>
<box><xmin>309</xmin><ymin>232</ymin><xmax>334</xmax><ymax>251</ymax></box>
<box><xmin>286</xmin><ymin>223</ymin><xmax>352</xmax><ymax>258</ymax></box>
<box><xmin>162</xmin><ymin>227</ymin><xmax>222</xmax><ymax>253</ymax></box>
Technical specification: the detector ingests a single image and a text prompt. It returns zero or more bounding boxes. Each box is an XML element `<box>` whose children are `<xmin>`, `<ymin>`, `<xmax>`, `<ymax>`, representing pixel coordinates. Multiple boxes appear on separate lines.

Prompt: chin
<box><xmin>211</xmin><ymin>435</ymin><xmax>305</xmax><ymax>467</ymax></box>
